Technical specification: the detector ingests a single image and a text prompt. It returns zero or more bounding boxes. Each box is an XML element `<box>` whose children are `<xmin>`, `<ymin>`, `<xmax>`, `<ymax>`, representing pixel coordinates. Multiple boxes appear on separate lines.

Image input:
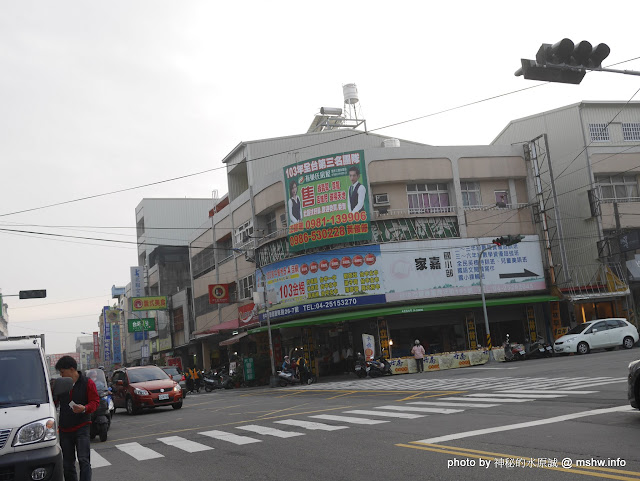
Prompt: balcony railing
<box><xmin>463</xmin><ymin>203</ymin><xmax>530</xmax><ymax>211</ymax></box>
<box><xmin>599</xmin><ymin>197</ymin><xmax>640</xmax><ymax>204</ymax></box>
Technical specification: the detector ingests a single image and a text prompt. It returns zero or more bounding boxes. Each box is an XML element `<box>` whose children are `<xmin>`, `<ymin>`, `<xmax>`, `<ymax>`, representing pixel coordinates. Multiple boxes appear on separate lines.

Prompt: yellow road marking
<box><xmin>327</xmin><ymin>391</ymin><xmax>358</xmax><ymax>400</ymax></box>
<box><xmin>256</xmin><ymin>403</ymin><xmax>311</xmax><ymax>419</ymax></box>
<box><xmin>396</xmin><ymin>443</ymin><xmax>640</xmax><ymax>480</ymax></box>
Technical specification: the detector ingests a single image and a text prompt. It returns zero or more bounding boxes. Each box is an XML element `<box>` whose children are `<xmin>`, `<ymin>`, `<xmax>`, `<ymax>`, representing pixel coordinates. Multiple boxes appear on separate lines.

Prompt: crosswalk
<box><xmin>89</xmin><ymin>388</ymin><xmax>599</xmax><ymax>468</ymax></box>
<box><xmin>294</xmin><ymin>375</ymin><xmax>625</xmax><ymax>391</ymax></box>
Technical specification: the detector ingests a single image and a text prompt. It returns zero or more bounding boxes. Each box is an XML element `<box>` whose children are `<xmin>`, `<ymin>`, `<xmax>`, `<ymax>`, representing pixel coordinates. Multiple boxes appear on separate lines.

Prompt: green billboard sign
<box><xmin>127</xmin><ymin>318</ymin><xmax>156</xmax><ymax>332</ymax></box>
<box><xmin>283</xmin><ymin>150</ymin><xmax>371</xmax><ymax>252</ymax></box>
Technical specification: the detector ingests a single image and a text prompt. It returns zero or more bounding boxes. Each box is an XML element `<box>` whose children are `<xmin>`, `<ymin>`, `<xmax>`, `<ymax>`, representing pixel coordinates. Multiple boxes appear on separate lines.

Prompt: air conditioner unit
<box><xmin>374</xmin><ymin>193</ymin><xmax>390</xmax><ymax>205</ymax></box>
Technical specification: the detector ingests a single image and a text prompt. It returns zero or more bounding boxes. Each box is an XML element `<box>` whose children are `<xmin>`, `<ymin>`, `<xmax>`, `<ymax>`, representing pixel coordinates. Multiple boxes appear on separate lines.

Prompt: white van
<box><xmin>0</xmin><ymin>338</ymin><xmax>67</xmax><ymax>481</ymax></box>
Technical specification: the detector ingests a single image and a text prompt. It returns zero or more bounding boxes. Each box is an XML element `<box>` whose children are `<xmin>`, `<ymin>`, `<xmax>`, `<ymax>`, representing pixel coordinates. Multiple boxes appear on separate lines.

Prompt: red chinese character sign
<box><xmin>208</xmin><ymin>284</ymin><xmax>229</xmax><ymax>304</ymax></box>
<box><xmin>283</xmin><ymin>150</ymin><xmax>371</xmax><ymax>252</ymax></box>
<box><xmin>131</xmin><ymin>296</ymin><xmax>168</xmax><ymax>311</ymax></box>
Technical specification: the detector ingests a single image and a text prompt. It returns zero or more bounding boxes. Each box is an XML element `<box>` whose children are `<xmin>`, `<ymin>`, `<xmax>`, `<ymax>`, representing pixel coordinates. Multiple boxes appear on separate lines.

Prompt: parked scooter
<box><xmin>367</xmin><ymin>356</ymin><xmax>392</xmax><ymax>377</ymax></box>
<box><xmin>355</xmin><ymin>352</ymin><xmax>367</xmax><ymax>378</ymax></box>
<box><xmin>503</xmin><ymin>335</ymin><xmax>516</xmax><ymax>362</ymax></box>
<box><xmin>204</xmin><ymin>367</ymin><xmax>234</xmax><ymax>391</ymax></box>
<box><xmin>277</xmin><ymin>370</ymin><xmax>301</xmax><ymax>387</ymax></box>
<box><xmin>87</xmin><ymin>368</ymin><xmax>112</xmax><ymax>442</ymax></box>
<box><xmin>525</xmin><ymin>336</ymin><xmax>553</xmax><ymax>360</ymax></box>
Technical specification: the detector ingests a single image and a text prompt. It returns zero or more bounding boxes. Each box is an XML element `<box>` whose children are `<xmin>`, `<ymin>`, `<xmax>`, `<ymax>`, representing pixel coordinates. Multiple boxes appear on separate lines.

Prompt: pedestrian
<box><xmin>54</xmin><ymin>355</ymin><xmax>100</xmax><ymax>481</ymax></box>
<box><xmin>411</xmin><ymin>339</ymin><xmax>426</xmax><ymax>373</ymax></box>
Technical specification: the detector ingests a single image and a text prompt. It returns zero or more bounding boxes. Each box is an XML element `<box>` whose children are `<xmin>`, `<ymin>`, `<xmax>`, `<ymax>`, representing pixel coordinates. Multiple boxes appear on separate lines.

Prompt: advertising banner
<box><xmin>238</xmin><ymin>302</ymin><xmax>258</xmax><ymax>325</ymax></box>
<box><xmin>128</xmin><ymin>318</ymin><xmax>156</xmax><ymax>332</ymax></box>
<box><xmin>48</xmin><ymin>352</ymin><xmax>80</xmax><ymax>368</ymax></box>
<box><xmin>526</xmin><ymin>305</ymin><xmax>537</xmax><ymax>342</ymax></box>
<box><xmin>362</xmin><ymin>333</ymin><xmax>375</xmax><ymax>361</ymax></box>
<box><xmin>550</xmin><ymin>301</ymin><xmax>563</xmax><ymax>339</ymax></box>
<box><xmin>112</xmin><ymin>323</ymin><xmax>122</xmax><ymax>364</ymax></box>
<box><xmin>465</xmin><ymin>312</ymin><xmax>477</xmax><ymax>350</ymax></box>
<box><xmin>208</xmin><ymin>284</ymin><xmax>229</xmax><ymax>304</ymax></box>
<box><xmin>93</xmin><ymin>331</ymin><xmax>99</xmax><ymax>359</ymax></box>
<box><xmin>105</xmin><ymin>309</ymin><xmax>120</xmax><ymax>324</ymax></box>
<box><xmin>130</xmin><ymin>266</ymin><xmax>145</xmax><ymax>297</ymax></box>
<box><xmin>103</xmin><ymin>307</ymin><xmax>112</xmax><ymax>364</ymax></box>
<box><xmin>283</xmin><ymin>150</ymin><xmax>371</xmax><ymax>252</ymax></box>
<box><xmin>132</xmin><ymin>296</ymin><xmax>167</xmax><ymax>311</ymax></box>
<box><xmin>378</xmin><ymin>319</ymin><xmax>390</xmax><ymax>358</ymax></box>
<box><xmin>381</xmin><ymin>237</ymin><xmax>546</xmax><ymax>303</ymax></box>
<box><xmin>256</xmin><ymin>245</ymin><xmax>385</xmax><ymax>321</ymax></box>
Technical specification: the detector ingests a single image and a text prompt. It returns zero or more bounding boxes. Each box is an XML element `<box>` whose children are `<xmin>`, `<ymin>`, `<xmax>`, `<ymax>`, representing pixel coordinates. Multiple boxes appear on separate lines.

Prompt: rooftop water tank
<box><xmin>343</xmin><ymin>83</ymin><xmax>359</xmax><ymax>105</ymax></box>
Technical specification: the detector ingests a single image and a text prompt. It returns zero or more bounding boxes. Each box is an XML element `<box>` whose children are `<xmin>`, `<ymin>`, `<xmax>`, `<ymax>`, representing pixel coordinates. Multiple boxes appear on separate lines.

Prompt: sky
<box><xmin>2</xmin><ymin>1</ymin><xmax>640</xmax><ymax>354</ymax></box>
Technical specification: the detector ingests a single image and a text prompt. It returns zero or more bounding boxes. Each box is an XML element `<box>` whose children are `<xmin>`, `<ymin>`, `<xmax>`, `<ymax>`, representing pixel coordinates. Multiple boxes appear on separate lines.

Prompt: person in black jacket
<box><xmin>55</xmin><ymin>356</ymin><xmax>100</xmax><ymax>481</ymax></box>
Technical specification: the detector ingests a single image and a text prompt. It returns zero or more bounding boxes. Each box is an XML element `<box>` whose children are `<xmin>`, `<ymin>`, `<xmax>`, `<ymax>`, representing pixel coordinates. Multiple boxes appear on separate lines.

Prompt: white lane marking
<box><xmin>409</xmin><ymin>401</ymin><xmax>499</xmax><ymax>408</ymax></box>
<box><xmin>236</xmin><ymin>425</ymin><xmax>304</xmax><ymax>438</ymax></box>
<box><xmin>470</xmin><ymin>367</ymin><xmax>519</xmax><ymax>370</ymax></box>
<box><xmin>275</xmin><ymin>419</ymin><xmax>349</xmax><ymax>431</ymax></box>
<box><xmin>310</xmin><ymin>414</ymin><xmax>389</xmax><ymax>425</ymax></box>
<box><xmin>115</xmin><ymin>442</ymin><xmax>163</xmax><ymax>461</ymax></box>
<box><xmin>560</xmin><ymin>379</ymin><xmax>626</xmax><ymax>389</ymax></box>
<box><xmin>90</xmin><ymin>449</ymin><xmax>111</xmax><ymax>468</ymax></box>
<box><xmin>377</xmin><ymin>405</ymin><xmax>463</xmax><ymax>414</ymax></box>
<box><xmin>491</xmin><ymin>390</ymin><xmax>597</xmax><ymax>395</ymax></box>
<box><xmin>441</xmin><ymin>397</ymin><xmax>531</xmax><ymax>403</ymax></box>
<box><xmin>416</xmin><ymin>405</ymin><xmax>634</xmax><ymax>444</ymax></box>
<box><xmin>157</xmin><ymin>436</ymin><xmax>213</xmax><ymax>452</ymax></box>
<box><xmin>199</xmin><ymin>430</ymin><xmax>261</xmax><ymax>445</ymax></box>
<box><xmin>344</xmin><ymin>410</ymin><xmax>425</xmax><ymax>419</ymax></box>
<box><xmin>465</xmin><ymin>393</ymin><xmax>565</xmax><ymax>399</ymax></box>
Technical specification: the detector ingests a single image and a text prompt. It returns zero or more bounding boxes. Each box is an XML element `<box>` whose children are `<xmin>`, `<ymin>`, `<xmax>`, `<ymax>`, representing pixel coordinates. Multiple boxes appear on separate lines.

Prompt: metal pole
<box><xmin>479</xmin><ymin>244</ymin><xmax>497</xmax><ymax>361</ymax></box>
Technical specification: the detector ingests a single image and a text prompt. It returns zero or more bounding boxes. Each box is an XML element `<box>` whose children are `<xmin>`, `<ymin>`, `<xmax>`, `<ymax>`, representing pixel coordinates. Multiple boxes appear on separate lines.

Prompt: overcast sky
<box><xmin>3</xmin><ymin>1</ymin><xmax>640</xmax><ymax>353</ymax></box>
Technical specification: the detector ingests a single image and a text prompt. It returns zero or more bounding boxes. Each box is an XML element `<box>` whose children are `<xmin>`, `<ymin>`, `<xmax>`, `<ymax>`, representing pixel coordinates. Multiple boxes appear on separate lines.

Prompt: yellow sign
<box><xmin>550</xmin><ymin>301</ymin><xmax>562</xmax><ymax>339</ymax></box>
<box><xmin>378</xmin><ymin>320</ymin><xmax>390</xmax><ymax>358</ymax></box>
<box><xmin>132</xmin><ymin>296</ymin><xmax>167</xmax><ymax>311</ymax></box>
<box><xmin>466</xmin><ymin>312</ymin><xmax>477</xmax><ymax>350</ymax></box>
<box><xmin>526</xmin><ymin>306</ymin><xmax>537</xmax><ymax>342</ymax></box>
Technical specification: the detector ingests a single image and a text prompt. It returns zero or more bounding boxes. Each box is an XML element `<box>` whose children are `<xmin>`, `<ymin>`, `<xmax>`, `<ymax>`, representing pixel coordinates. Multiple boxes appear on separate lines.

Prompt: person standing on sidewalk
<box><xmin>411</xmin><ymin>340</ymin><xmax>426</xmax><ymax>373</ymax></box>
<box><xmin>55</xmin><ymin>355</ymin><xmax>100</xmax><ymax>481</ymax></box>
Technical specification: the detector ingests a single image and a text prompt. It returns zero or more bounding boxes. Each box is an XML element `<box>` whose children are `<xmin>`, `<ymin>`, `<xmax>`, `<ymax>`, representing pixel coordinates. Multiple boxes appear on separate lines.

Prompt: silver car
<box><xmin>629</xmin><ymin>359</ymin><xmax>640</xmax><ymax>409</ymax></box>
<box><xmin>162</xmin><ymin>366</ymin><xmax>187</xmax><ymax>398</ymax></box>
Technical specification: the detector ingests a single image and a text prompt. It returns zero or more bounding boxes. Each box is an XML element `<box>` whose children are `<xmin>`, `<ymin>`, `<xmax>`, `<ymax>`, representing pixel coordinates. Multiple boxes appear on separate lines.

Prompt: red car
<box><xmin>111</xmin><ymin>366</ymin><xmax>183</xmax><ymax>415</ymax></box>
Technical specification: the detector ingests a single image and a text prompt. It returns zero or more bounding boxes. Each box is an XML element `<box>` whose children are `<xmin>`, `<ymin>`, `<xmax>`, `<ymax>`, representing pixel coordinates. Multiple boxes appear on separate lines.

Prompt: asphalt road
<box><xmin>88</xmin><ymin>348</ymin><xmax>640</xmax><ymax>481</ymax></box>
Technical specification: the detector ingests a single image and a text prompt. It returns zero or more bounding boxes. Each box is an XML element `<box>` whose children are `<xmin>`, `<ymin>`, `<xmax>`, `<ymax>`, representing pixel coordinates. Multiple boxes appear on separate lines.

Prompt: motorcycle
<box><xmin>354</xmin><ymin>353</ymin><xmax>367</xmax><ymax>378</ymax></box>
<box><xmin>87</xmin><ymin>369</ymin><xmax>112</xmax><ymax>442</ymax></box>
<box><xmin>204</xmin><ymin>367</ymin><xmax>234</xmax><ymax>391</ymax></box>
<box><xmin>503</xmin><ymin>335</ymin><xmax>516</xmax><ymax>362</ymax></box>
<box><xmin>277</xmin><ymin>370</ymin><xmax>301</xmax><ymax>387</ymax></box>
<box><xmin>367</xmin><ymin>356</ymin><xmax>392</xmax><ymax>377</ymax></box>
<box><xmin>525</xmin><ymin>337</ymin><xmax>553</xmax><ymax>360</ymax></box>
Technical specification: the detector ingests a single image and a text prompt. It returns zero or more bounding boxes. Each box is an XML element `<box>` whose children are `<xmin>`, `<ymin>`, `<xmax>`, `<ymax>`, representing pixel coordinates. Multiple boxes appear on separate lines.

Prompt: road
<box><xmin>89</xmin><ymin>349</ymin><xmax>640</xmax><ymax>481</ymax></box>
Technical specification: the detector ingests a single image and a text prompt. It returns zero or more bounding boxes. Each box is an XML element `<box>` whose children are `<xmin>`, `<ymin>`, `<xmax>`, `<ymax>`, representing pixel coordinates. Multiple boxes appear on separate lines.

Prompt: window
<box><xmin>234</xmin><ymin>220</ymin><xmax>253</xmax><ymax>246</ymax></box>
<box><xmin>195</xmin><ymin>293</ymin><xmax>217</xmax><ymax>317</ymax></box>
<box><xmin>192</xmin><ymin>246</ymin><xmax>215</xmax><ymax>279</ymax></box>
<box><xmin>217</xmin><ymin>236</ymin><xmax>233</xmax><ymax>263</ymax></box>
<box><xmin>228</xmin><ymin>282</ymin><xmax>238</xmax><ymax>303</ymax></box>
<box><xmin>407</xmin><ymin>183</ymin><xmax>450</xmax><ymax>213</ymax></box>
<box><xmin>460</xmin><ymin>182</ymin><xmax>481</xmax><ymax>207</ymax></box>
<box><xmin>238</xmin><ymin>275</ymin><xmax>255</xmax><ymax>300</ymax></box>
<box><xmin>173</xmin><ymin>307</ymin><xmax>184</xmax><ymax>332</ymax></box>
<box><xmin>265</xmin><ymin>212</ymin><xmax>277</xmax><ymax>235</ymax></box>
<box><xmin>494</xmin><ymin>190</ymin><xmax>509</xmax><ymax>207</ymax></box>
<box><xmin>622</xmin><ymin>123</ymin><xmax>640</xmax><ymax>141</ymax></box>
<box><xmin>596</xmin><ymin>175</ymin><xmax>638</xmax><ymax>201</ymax></box>
<box><xmin>589</xmin><ymin>123</ymin><xmax>610</xmax><ymax>142</ymax></box>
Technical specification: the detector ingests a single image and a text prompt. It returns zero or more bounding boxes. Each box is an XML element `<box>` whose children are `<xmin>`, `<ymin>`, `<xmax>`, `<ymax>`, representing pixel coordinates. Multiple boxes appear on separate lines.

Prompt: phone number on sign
<box><xmin>289</xmin><ymin>226</ymin><xmax>347</xmax><ymax>247</ymax></box>
<box><xmin>302</xmin><ymin>298</ymin><xmax>358</xmax><ymax>312</ymax></box>
<box><xmin>289</xmin><ymin>211</ymin><xmax>368</xmax><ymax>234</ymax></box>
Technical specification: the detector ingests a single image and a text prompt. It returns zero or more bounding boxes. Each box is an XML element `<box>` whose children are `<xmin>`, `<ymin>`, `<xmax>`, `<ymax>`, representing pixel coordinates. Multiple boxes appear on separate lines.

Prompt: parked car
<box><xmin>161</xmin><ymin>366</ymin><xmax>187</xmax><ymax>398</ymax></box>
<box><xmin>628</xmin><ymin>359</ymin><xmax>640</xmax><ymax>409</ymax></box>
<box><xmin>554</xmin><ymin>318</ymin><xmax>639</xmax><ymax>355</ymax></box>
<box><xmin>111</xmin><ymin>366</ymin><xmax>182</xmax><ymax>415</ymax></box>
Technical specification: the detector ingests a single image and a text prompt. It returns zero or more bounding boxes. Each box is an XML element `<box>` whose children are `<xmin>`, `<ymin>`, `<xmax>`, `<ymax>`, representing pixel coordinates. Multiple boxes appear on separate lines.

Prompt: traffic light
<box><xmin>19</xmin><ymin>290</ymin><xmax>47</xmax><ymax>299</ymax></box>
<box><xmin>492</xmin><ymin>235</ymin><xmax>524</xmax><ymax>247</ymax></box>
<box><xmin>515</xmin><ymin>38</ymin><xmax>610</xmax><ymax>84</ymax></box>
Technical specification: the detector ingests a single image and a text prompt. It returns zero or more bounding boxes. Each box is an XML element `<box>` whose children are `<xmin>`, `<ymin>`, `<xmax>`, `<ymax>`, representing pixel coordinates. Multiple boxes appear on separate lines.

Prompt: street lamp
<box><xmin>479</xmin><ymin>235</ymin><xmax>524</xmax><ymax>361</ymax></box>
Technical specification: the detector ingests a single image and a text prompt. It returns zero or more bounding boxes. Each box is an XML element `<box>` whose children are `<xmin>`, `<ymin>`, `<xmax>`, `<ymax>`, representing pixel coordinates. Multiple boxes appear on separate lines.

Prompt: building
<box><xmin>187</xmin><ymin>128</ymin><xmax>556</xmax><ymax>379</ymax></box>
<box><xmin>492</xmin><ymin>101</ymin><xmax>640</xmax><ymax>327</ymax></box>
<box><xmin>75</xmin><ymin>335</ymin><xmax>95</xmax><ymax>371</ymax></box>
<box><xmin>0</xmin><ymin>296</ymin><xmax>7</xmax><ymax>337</ymax></box>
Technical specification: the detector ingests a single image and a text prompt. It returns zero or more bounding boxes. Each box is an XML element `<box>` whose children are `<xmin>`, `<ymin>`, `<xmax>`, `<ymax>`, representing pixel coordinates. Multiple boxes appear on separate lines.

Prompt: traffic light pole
<box><xmin>479</xmin><ymin>244</ymin><xmax>498</xmax><ymax>361</ymax></box>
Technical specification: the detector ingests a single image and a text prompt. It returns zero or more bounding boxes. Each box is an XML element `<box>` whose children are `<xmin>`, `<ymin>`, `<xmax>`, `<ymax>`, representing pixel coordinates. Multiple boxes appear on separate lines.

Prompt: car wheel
<box><xmin>126</xmin><ymin>396</ymin><xmax>139</xmax><ymax>415</ymax></box>
<box><xmin>623</xmin><ymin>336</ymin><xmax>635</xmax><ymax>349</ymax></box>
<box><xmin>577</xmin><ymin>342</ymin><xmax>590</xmax><ymax>355</ymax></box>
<box><xmin>172</xmin><ymin>401</ymin><xmax>183</xmax><ymax>410</ymax></box>
<box><xmin>99</xmin><ymin>424</ymin><xmax>108</xmax><ymax>442</ymax></box>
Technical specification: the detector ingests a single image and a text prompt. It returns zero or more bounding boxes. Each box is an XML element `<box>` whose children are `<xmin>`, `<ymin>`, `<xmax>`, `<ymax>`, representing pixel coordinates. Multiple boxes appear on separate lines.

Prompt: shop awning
<box><xmin>248</xmin><ymin>294</ymin><xmax>560</xmax><ymax>334</ymax></box>
<box><xmin>219</xmin><ymin>331</ymin><xmax>249</xmax><ymax>346</ymax></box>
<box><xmin>193</xmin><ymin>317</ymin><xmax>241</xmax><ymax>337</ymax></box>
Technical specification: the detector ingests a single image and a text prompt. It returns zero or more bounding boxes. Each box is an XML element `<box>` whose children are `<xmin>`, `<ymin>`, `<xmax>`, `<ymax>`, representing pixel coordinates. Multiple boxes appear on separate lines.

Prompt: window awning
<box><xmin>248</xmin><ymin>294</ymin><xmax>559</xmax><ymax>334</ymax></box>
<box><xmin>219</xmin><ymin>331</ymin><xmax>249</xmax><ymax>346</ymax></box>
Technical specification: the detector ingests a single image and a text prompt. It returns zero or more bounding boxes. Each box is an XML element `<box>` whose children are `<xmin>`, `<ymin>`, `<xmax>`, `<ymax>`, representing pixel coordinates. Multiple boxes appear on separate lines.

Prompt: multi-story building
<box><xmin>75</xmin><ymin>335</ymin><xmax>94</xmax><ymax>371</ymax></box>
<box><xmin>492</xmin><ymin>101</ymin><xmax>640</xmax><ymax>326</ymax></box>
<box><xmin>0</xmin><ymin>296</ymin><xmax>7</xmax><ymax>337</ymax></box>
<box><xmin>188</xmin><ymin>128</ymin><xmax>557</xmax><ymax>377</ymax></box>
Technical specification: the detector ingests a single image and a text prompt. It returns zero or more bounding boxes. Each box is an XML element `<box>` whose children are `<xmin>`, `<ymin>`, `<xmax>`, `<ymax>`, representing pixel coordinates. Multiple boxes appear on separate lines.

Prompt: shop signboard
<box><xmin>378</xmin><ymin>319</ymin><xmax>390</xmax><ymax>358</ymax></box>
<box><xmin>132</xmin><ymin>296</ymin><xmax>167</xmax><ymax>311</ymax></box>
<box><xmin>128</xmin><ymin>318</ymin><xmax>156</xmax><ymax>332</ymax></box>
<box><xmin>103</xmin><ymin>306</ymin><xmax>111</xmax><ymax>364</ymax></box>
<box><xmin>112</xmin><ymin>323</ymin><xmax>122</xmax><ymax>364</ymax></box>
<box><xmin>362</xmin><ymin>333</ymin><xmax>375</xmax><ymax>361</ymax></box>
<box><xmin>283</xmin><ymin>150</ymin><xmax>371</xmax><ymax>252</ymax></box>
<box><xmin>256</xmin><ymin>245</ymin><xmax>385</xmax><ymax>321</ymax></box>
<box><xmin>381</xmin><ymin>237</ymin><xmax>546</xmax><ymax>303</ymax></box>
<box><xmin>243</xmin><ymin>358</ymin><xmax>255</xmax><ymax>381</ymax></box>
<box><xmin>526</xmin><ymin>305</ymin><xmax>537</xmax><ymax>342</ymax></box>
<box><xmin>550</xmin><ymin>301</ymin><xmax>563</xmax><ymax>339</ymax></box>
<box><xmin>130</xmin><ymin>266</ymin><xmax>145</xmax><ymax>297</ymax></box>
<box><xmin>93</xmin><ymin>331</ymin><xmax>99</xmax><ymax>359</ymax></box>
<box><xmin>465</xmin><ymin>312</ymin><xmax>477</xmax><ymax>350</ymax></box>
<box><xmin>208</xmin><ymin>284</ymin><xmax>229</xmax><ymax>304</ymax></box>
<box><xmin>166</xmin><ymin>357</ymin><xmax>183</xmax><ymax>371</ymax></box>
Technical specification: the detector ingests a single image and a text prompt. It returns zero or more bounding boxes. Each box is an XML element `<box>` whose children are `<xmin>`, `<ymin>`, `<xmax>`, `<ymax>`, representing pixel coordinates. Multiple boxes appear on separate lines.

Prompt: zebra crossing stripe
<box><xmin>441</xmin><ymin>397</ymin><xmax>532</xmax><ymax>403</ymax></box>
<box><xmin>90</xmin><ymin>449</ymin><xmax>111</xmax><ymax>468</ymax></box>
<box><xmin>491</xmin><ymin>390</ymin><xmax>597</xmax><ymax>395</ymax></box>
<box><xmin>344</xmin><ymin>410</ymin><xmax>425</xmax><ymax>419</ymax></box>
<box><xmin>236</xmin><ymin>425</ymin><xmax>304</xmax><ymax>438</ymax></box>
<box><xmin>377</xmin><ymin>405</ymin><xmax>463</xmax><ymax>414</ymax></box>
<box><xmin>275</xmin><ymin>419</ymin><xmax>349</xmax><ymax>431</ymax></box>
<box><xmin>310</xmin><ymin>414</ymin><xmax>389</xmax><ymax>425</ymax></box>
<box><xmin>199</xmin><ymin>430</ymin><xmax>262</xmax><ymax>445</ymax></box>
<box><xmin>465</xmin><ymin>393</ymin><xmax>565</xmax><ymax>399</ymax></box>
<box><xmin>408</xmin><ymin>401</ymin><xmax>498</xmax><ymax>408</ymax></box>
<box><xmin>116</xmin><ymin>442</ymin><xmax>164</xmax><ymax>461</ymax></box>
<box><xmin>157</xmin><ymin>436</ymin><xmax>213</xmax><ymax>452</ymax></box>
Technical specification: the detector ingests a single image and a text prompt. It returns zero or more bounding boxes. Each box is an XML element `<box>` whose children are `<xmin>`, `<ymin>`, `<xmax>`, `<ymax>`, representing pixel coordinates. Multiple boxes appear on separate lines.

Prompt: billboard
<box><xmin>208</xmin><ymin>284</ymin><xmax>229</xmax><ymax>304</ymax></box>
<box><xmin>256</xmin><ymin>236</ymin><xmax>546</xmax><ymax>321</ymax></box>
<box><xmin>283</xmin><ymin>150</ymin><xmax>371</xmax><ymax>252</ymax></box>
<box><xmin>130</xmin><ymin>266</ymin><xmax>145</xmax><ymax>297</ymax></box>
<box><xmin>103</xmin><ymin>307</ymin><xmax>112</xmax><ymax>364</ymax></box>
<box><xmin>112</xmin><ymin>323</ymin><xmax>122</xmax><ymax>364</ymax></box>
<box><xmin>132</xmin><ymin>296</ymin><xmax>167</xmax><ymax>311</ymax></box>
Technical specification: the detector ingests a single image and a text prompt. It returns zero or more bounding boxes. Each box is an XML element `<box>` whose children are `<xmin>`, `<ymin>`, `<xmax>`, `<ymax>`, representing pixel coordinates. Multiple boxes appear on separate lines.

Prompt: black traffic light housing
<box><xmin>19</xmin><ymin>289</ymin><xmax>47</xmax><ymax>299</ymax></box>
<box><xmin>516</xmin><ymin>38</ymin><xmax>610</xmax><ymax>84</ymax></box>
<box><xmin>492</xmin><ymin>235</ymin><xmax>524</xmax><ymax>247</ymax></box>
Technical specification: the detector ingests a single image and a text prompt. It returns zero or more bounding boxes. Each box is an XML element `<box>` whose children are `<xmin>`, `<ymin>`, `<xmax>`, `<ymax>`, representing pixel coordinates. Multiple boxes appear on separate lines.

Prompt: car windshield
<box><xmin>163</xmin><ymin>367</ymin><xmax>180</xmax><ymax>376</ymax></box>
<box><xmin>567</xmin><ymin>323</ymin><xmax>592</xmax><ymax>335</ymax></box>
<box><xmin>128</xmin><ymin>367</ymin><xmax>171</xmax><ymax>383</ymax></box>
<box><xmin>0</xmin><ymin>349</ymin><xmax>48</xmax><ymax>407</ymax></box>
<box><xmin>86</xmin><ymin>368</ymin><xmax>108</xmax><ymax>392</ymax></box>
